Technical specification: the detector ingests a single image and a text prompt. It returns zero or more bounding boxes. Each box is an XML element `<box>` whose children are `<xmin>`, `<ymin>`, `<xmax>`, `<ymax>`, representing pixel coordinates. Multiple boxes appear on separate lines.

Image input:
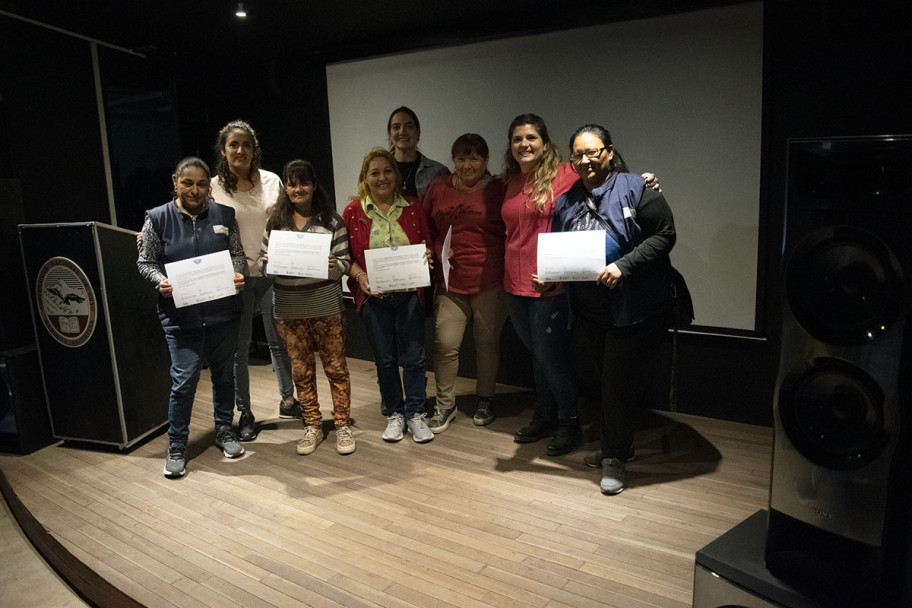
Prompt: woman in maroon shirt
<box><xmin>423</xmin><ymin>134</ymin><xmax>507</xmax><ymax>432</ymax></box>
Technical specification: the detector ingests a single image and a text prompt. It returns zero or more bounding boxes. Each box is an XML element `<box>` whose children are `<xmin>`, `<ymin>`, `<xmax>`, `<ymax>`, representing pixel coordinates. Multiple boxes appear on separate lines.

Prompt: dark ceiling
<box><xmin>2</xmin><ymin>0</ymin><xmax>742</xmax><ymax>64</ymax></box>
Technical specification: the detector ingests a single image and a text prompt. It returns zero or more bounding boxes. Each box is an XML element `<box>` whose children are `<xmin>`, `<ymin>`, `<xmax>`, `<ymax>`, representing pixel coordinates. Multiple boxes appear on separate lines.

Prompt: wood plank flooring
<box><xmin>0</xmin><ymin>357</ymin><xmax>772</xmax><ymax>608</ymax></box>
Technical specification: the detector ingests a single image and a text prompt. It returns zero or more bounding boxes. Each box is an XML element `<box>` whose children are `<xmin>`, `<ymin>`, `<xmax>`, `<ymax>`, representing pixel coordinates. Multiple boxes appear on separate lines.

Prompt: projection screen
<box><xmin>326</xmin><ymin>2</ymin><xmax>763</xmax><ymax>332</ymax></box>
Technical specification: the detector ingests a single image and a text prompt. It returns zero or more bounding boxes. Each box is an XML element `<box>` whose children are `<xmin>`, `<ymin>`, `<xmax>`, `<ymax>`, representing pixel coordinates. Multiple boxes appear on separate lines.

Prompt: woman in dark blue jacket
<box><xmin>534</xmin><ymin>125</ymin><xmax>676</xmax><ymax>496</ymax></box>
<box><xmin>138</xmin><ymin>157</ymin><xmax>247</xmax><ymax>478</ymax></box>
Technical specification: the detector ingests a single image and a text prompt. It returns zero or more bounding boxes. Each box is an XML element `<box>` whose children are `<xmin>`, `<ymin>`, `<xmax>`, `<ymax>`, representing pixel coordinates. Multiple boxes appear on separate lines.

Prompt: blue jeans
<box><xmin>506</xmin><ymin>292</ymin><xmax>579</xmax><ymax>422</ymax></box>
<box><xmin>164</xmin><ymin>320</ymin><xmax>239</xmax><ymax>444</ymax></box>
<box><xmin>360</xmin><ymin>292</ymin><xmax>426</xmax><ymax>418</ymax></box>
<box><xmin>235</xmin><ymin>276</ymin><xmax>294</xmax><ymax>410</ymax></box>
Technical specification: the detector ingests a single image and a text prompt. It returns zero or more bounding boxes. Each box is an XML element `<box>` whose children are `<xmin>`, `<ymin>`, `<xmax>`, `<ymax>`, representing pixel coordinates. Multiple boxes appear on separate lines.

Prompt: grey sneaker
<box><xmin>163</xmin><ymin>442</ymin><xmax>187</xmax><ymax>478</ymax></box>
<box><xmin>600</xmin><ymin>458</ymin><xmax>626</xmax><ymax>495</ymax></box>
<box><xmin>584</xmin><ymin>449</ymin><xmax>635</xmax><ymax>468</ymax></box>
<box><xmin>215</xmin><ymin>425</ymin><xmax>245</xmax><ymax>458</ymax></box>
<box><xmin>382</xmin><ymin>413</ymin><xmax>406</xmax><ymax>442</ymax></box>
<box><xmin>473</xmin><ymin>398</ymin><xmax>495</xmax><ymax>426</ymax></box>
<box><xmin>407</xmin><ymin>413</ymin><xmax>434</xmax><ymax>443</ymax></box>
<box><xmin>296</xmin><ymin>425</ymin><xmax>323</xmax><ymax>455</ymax></box>
<box><xmin>427</xmin><ymin>406</ymin><xmax>457</xmax><ymax>434</ymax></box>
<box><xmin>335</xmin><ymin>425</ymin><xmax>356</xmax><ymax>455</ymax></box>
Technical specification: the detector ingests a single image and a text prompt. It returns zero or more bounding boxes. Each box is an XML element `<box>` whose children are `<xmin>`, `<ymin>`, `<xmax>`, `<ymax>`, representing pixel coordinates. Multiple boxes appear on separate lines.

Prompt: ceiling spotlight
<box><xmin>235</xmin><ymin>2</ymin><xmax>247</xmax><ymax>18</ymax></box>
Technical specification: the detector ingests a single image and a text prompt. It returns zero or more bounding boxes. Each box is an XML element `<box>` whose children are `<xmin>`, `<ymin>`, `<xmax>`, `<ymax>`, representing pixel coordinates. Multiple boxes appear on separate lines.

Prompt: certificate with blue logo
<box><xmin>364</xmin><ymin>244</ymin><xmax>431</xmax><ymax>293</ymax></box>
<box><xmin>267</xmin><ymin>230</ymin><xmax>332</xmax><ymax>279</ymax></box>
<box><xmin>165</xmin><ymin>250</ymin><xmax>236</xmax><ymax>308</ymax></box>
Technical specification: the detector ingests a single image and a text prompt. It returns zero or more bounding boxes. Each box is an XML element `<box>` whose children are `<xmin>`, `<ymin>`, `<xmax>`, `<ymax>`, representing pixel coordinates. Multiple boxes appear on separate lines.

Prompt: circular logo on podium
<box><xmin>35</xmin><ymin>257</ymin><xmax>97</xmax><ymax>348</ymax></box>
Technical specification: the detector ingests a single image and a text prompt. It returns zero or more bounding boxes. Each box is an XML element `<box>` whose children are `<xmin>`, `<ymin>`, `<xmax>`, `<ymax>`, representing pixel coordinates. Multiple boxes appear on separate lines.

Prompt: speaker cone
<box><xmin>785</xmin><ymin>226</ymin><xmax>903</xmax><ymax>346</ymax></box>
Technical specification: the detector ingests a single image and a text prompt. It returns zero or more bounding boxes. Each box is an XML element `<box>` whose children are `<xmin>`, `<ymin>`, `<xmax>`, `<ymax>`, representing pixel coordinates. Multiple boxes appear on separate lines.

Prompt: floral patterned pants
<box><xmin>276</xmin><ymin>314</ymin><xmax>351</xmax><ymax>429</ymax></box>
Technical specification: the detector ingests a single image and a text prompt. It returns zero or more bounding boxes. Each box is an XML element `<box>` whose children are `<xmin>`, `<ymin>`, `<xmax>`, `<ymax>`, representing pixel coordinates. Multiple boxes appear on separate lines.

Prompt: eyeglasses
<box><xmin>569</xmin><ymin>147</ymin><xmax>607</xmax><ymax>163</ymax></box>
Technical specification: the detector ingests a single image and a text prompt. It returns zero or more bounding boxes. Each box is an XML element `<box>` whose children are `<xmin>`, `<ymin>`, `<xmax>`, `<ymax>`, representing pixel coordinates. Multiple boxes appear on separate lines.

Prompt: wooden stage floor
<box><xmin>0</xmin><ymin>357</ymin><xmax>772</xmax><ymax>608</ymax></box>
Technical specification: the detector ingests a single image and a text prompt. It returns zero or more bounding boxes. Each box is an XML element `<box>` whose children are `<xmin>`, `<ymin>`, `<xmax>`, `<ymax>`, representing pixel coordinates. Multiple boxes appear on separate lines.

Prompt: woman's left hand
<box><xmin>234</xmin><ymin>272</ymin><xmax>245</xmax><ymax>293</ymax></box>
<box><xmin>642</xmin><ymin>172</ymin><xmax>662</xmax><ymax>192</ymax></box>
<box><xmin>328</xmin><ymin>254</ymin><xmax>337</xmax><ymax>273</ymax></box>
<box><xmin>531</xmin><ymin>274</ymin><xmax>556</xmax><ymax>294</ymax></box>
<box><xmin>597</xmin><ymin>263</ymin><xmax>623</xmax><ymax>289</ymax></box>
<box><xmin>422</xmin><ymin>240</ymin><xmax>434</xmax><ymax>270</ymax></box>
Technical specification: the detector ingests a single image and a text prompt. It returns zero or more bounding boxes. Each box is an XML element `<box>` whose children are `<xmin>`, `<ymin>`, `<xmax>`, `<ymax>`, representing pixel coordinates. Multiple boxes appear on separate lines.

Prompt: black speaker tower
<box><xmin>767</xmin><ymin>136</ymin><xmax>912</xmax><ymax>606</ymax></box>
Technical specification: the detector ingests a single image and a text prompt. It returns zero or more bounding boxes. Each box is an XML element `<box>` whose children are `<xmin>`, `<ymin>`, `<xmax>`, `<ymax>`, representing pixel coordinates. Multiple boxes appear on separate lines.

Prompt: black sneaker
<box><xmin>546</xmin><ymin>421</ymin><xmax>583</xmax><ymax>456</ymax></box>
<box><xmin>163</xmin><ymin>442</ymin><xmax>187</xmax><ymax>478</ymax></box>
<box><xmin>215</xmin><ymin>425</ymin><xmax>245</xmax><ymax>458</ymax></box>
<box><xmin>513</xmin><ymin>409</ymin><xmax>558</xmax><ymax>443</ymax></box>
<box><xmin>279</xmin><ymin>399</ymin><xmax>301</xmax><ymax>419</ymax></box>
<box><xmin>238</xmin><ymin>410</ymin><xmax>258</xmax><ymax>441</ymax></box>
<box><xmin>472</xmin><ymin>398</ymin><xmax>495</xmax><ymax>426</ymax></box>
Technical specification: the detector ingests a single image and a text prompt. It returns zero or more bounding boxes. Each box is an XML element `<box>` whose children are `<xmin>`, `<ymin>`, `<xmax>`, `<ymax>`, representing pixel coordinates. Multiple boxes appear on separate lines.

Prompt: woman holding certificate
<box><xmin>343</xmin><ymin>149</ymin><xmax>435</xmax><ymax>444</ymax></box>
<box><xmin>535</xmin><ymin>124</ymin><xmax>676</xmax><ymax>495</ymax></box>
<box><xmin>137</xmin><ymin>157</ymin><xmax>247</xmax><ymax>478</ymax></box>
<box><xmin>257</xmin><ymin>160</ymin><xmax>355</xmax><ymax>456</ymax></box>
<box><xmin>423</xmin><ymin>134</ymin><xmax>508</xmax><ymax>432</ymax></box>
<box><xmin>501</xmin><ymin>114</ymin><xmax>586</xmax><ymax>457</ymax></box>
<box><xmin>503</xmin><ymin>114</ymin><xmax>661</xmax><ymax>458</ymax></box>
<box><xmin>211</xmin><ymin>120</ymin><xmax>295</xmax><ymax>441</ymax></box>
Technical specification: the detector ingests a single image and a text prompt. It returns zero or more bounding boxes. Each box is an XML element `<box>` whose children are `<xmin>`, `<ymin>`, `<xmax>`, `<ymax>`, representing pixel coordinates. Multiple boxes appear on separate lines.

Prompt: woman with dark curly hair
<box><xmin>210</xmin><ymin>119</ymin><xmax>295</xmax><ymax>441</ymax></box>
<box><xmin>258</xmin><ymin>160</ymin><xmax>354</xmax><ymax>455</ymax></box>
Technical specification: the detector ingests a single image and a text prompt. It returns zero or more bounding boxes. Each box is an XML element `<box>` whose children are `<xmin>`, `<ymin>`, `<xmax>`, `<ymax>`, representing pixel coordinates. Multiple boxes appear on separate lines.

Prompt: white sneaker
<box><xmin>336</xmin><ymin>425</ymin><xmax>356</xmax><ymax>455</ymax></box>
<box><xmin>296</xmin><ymin>426</ymin><xmax>323</xmax><ymax>455</ymax></box>
<box><xmin>407</xmin><ymin>413</ymin><xmax>434</xmax><ymax>443</ymax></box>
<box><xmin>382</xmin><ymin>413</ymin><xmax>405</xmax><ymax>442</ymax></box>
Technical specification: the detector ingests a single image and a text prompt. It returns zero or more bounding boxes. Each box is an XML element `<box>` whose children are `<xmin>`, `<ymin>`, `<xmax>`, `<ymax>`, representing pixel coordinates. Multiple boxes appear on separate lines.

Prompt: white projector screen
<box><xmin>327</xmin><ymin>3</ymin><xmax>763</xmax><ymax>331</ymax></box>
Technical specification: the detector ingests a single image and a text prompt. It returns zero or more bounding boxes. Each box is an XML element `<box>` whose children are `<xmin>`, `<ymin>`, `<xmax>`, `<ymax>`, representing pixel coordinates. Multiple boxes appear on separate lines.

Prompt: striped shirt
<box><xmin>258</xmin><ymin>213</ymin><xmax>351</xmax><ymax>320</ymax></box>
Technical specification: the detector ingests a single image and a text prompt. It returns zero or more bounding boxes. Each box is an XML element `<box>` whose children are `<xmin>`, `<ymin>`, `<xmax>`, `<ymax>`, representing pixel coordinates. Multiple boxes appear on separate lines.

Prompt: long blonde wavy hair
<box><xmin>502</xmin><ymin>113</ymin><xmax>562</xmax><ymax>212</ymax></box>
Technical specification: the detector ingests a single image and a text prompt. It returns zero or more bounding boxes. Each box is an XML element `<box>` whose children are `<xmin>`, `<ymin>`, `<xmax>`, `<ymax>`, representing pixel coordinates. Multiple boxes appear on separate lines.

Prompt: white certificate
<box><xmin>441</xmin><ymin>225</ymin><xmax>453</xmax><ymax>292</ymax></box>
<box><xmin>267</xmin><ymin>230</ymin><xmax>331</xmax><ymax>279</ymax></box>
<box><xmin>164</xmin><ymin>250</ymin><xmax>236</xmax><ymax>308</ymax></box>
<box><xmin>537</xmin><ymin>230</ymin><xmax>606</xmax><ymax>282</ymax></box>
<box><xmin>364</xmin><ymin>244</ymin><xmax>431</xmax><ymax>292</ymax></box>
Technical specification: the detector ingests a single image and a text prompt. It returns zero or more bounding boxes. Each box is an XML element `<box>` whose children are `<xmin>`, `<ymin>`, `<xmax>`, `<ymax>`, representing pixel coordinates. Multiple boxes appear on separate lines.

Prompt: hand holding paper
<box><xmin>536</xmin><ymin>231</ymin><xmax>606</xmax><ymax>282</ymax></box>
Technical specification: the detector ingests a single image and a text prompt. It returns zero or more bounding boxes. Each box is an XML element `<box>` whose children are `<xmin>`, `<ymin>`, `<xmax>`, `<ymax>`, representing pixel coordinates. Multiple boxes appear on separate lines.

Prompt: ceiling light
<box><xmin>235</xmin><ymin>2</ymin><xmax>247</xmax><ymax>18</ymax></box>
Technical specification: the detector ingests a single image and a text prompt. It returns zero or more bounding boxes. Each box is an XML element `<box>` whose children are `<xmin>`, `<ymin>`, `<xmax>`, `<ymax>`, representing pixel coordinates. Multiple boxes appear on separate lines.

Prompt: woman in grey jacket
<box><xmin>386</xmin><ymin>106</ymin><xmax>448</xmax><ymax>200</ymax></box>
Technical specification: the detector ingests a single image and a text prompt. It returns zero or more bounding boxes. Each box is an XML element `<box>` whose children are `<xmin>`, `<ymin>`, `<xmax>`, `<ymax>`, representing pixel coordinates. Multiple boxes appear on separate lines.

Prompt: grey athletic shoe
<box><xmin>163</xmin><ymin>442</ymin><xmax>187</xmax><ymax>478</ymax></box>
<box><xmin>600</xmin><ymin>458</ymin><xmax>626</xmax><ymax>495</ymax></box>
<box><xmin>382</xmin><ymin>413</ymin><xmax>406</xmax><ymax>442</ymax></box>
<box><xmin>407</xmin><ymin>413</ymin><xmax>434</xmax><ymax>443</ymax></box>
<box><xmin>215</xmin><ymin>425</ymin><xmax>245</xmax><ymax>458</ymax></box>
<box><xmin>584</xmin><ymin>449</ymin><xmax>635</xmax><ymax>468</ymax></box>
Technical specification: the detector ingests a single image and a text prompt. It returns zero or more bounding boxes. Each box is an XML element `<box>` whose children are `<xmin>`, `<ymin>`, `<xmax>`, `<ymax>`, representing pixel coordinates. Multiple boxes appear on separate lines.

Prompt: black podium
<box><xmin>19</xmin><ymin>222</ymin><xmax>171</xmax><ymax>448</ymax></box>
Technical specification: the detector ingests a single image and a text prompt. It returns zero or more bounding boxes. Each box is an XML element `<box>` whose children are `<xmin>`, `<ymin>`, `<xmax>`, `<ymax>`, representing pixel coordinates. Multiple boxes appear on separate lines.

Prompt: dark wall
<box><xmin>5</xmin><ymin>2</ymin><xmax>912</xmax><ymax>424</ymax></box>
<box><xmin>0</xmin><ymin>19</ymin><xmax>110</xmax><ymax>225</ymax></box>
